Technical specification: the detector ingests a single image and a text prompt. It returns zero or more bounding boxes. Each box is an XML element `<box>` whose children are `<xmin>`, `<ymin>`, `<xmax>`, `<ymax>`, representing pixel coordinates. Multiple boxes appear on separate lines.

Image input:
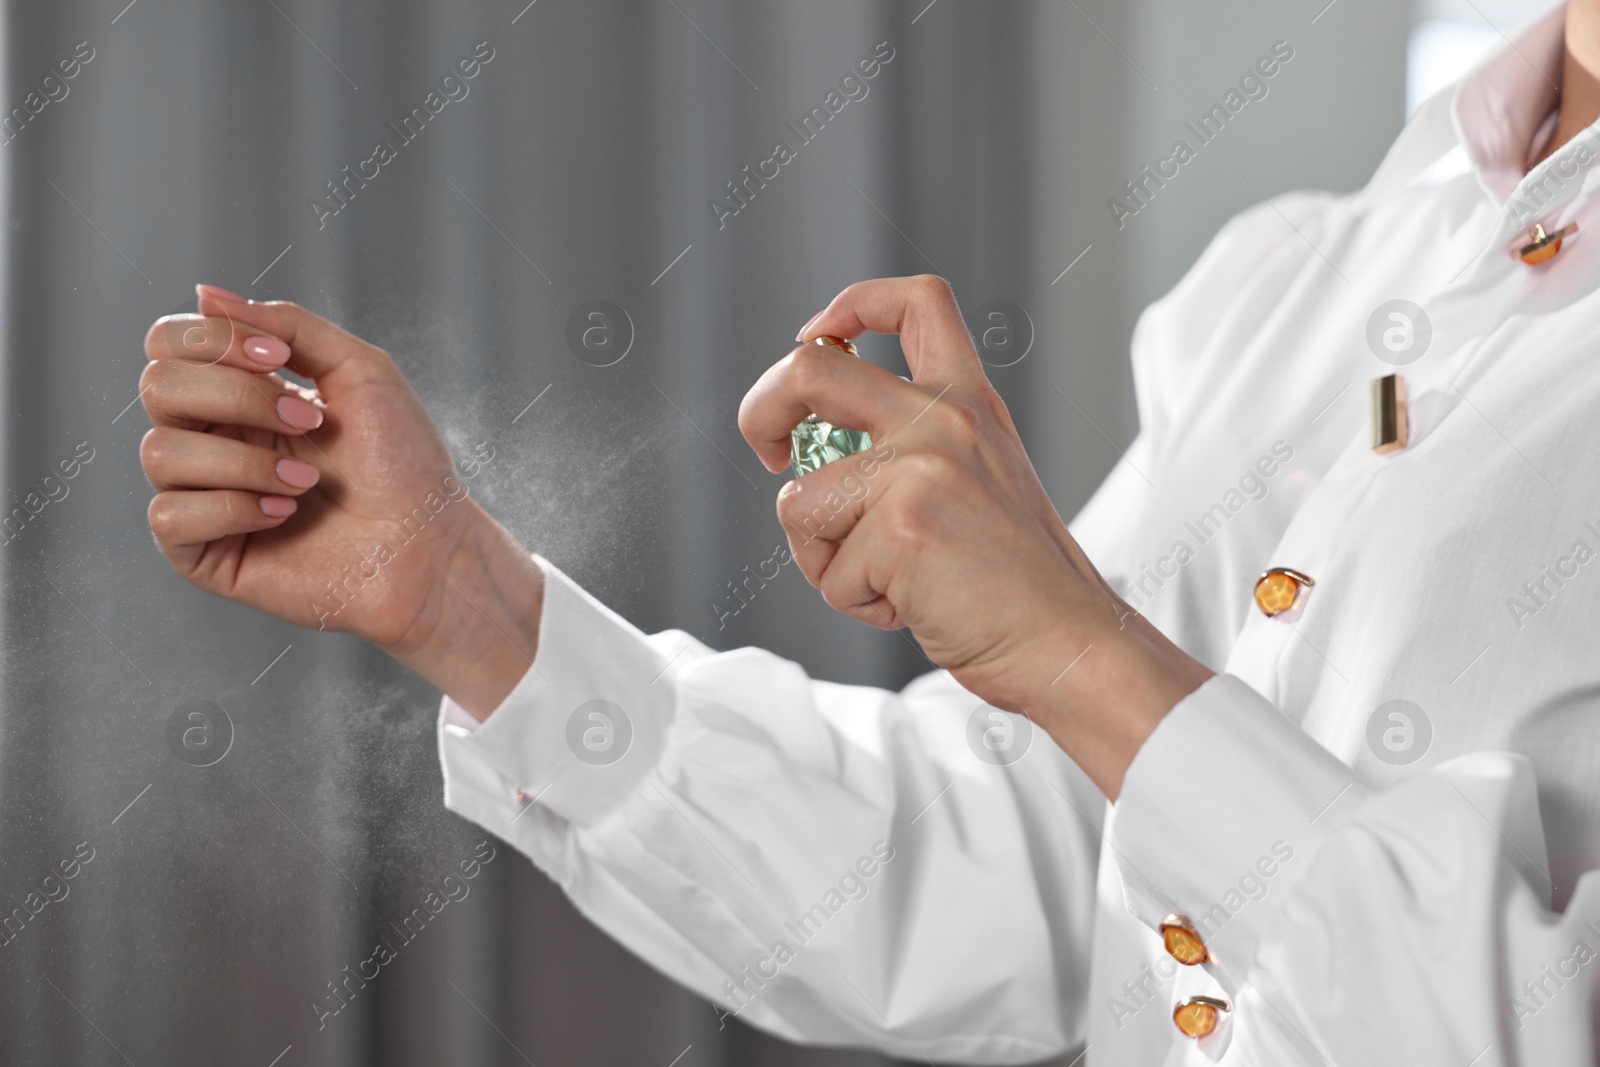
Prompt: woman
<box><xmin>137</xmin><ymin>4</ymin><xmax>1600</xmax><ymax>1063</ymax></box>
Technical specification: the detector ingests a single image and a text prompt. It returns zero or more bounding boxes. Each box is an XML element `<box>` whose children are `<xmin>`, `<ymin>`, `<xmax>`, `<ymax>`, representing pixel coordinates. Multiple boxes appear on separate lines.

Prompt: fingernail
<box><xmin>276</xmin><ymin>394</ymin><xmax>323</xmax><ymax>430</ymax></box>
<box><xmin>276</xmin><ymin>457</ymin><xmax>321</xmax><ymax>488</ymax></box>
<box><xmin>196</xmin><ymin>283</ymin><xmax>246</xmax><ymax>304</ymax></box>
<box><xmin>795</xmin><ymin>310</ymin><xmax>825</xmax><ymax>342</ymax></box>
<box><xmin>260</xmin><ymin>495</ymin><xmax>298</xmax><ymax>517</ymax></box>
<box><xmin>243</xmin><ymin>336</ymin><xmax>290</xmax><ymax>368</ymax></box>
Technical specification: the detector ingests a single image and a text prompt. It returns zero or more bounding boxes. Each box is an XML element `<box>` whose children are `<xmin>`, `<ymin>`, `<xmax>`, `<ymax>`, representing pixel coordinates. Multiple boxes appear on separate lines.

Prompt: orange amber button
<box><xmin>1516</xmin><ymin>222</ymin><xmax>1576</xmax><ymax>265</ymax></box>
<box><xmin>1520</xmin><ymin>238</ymin><xmax>1563</xmax><ymax>265</ymax></box>
<box><xmin>1159</xmin><ymin>914</ymin><xmax>1209</xmax><ymax>966</ymax></box>
<box><xmin>1253</xmin><ymin>567</ymin><xmax>1314</xmax><ymax>617</ymax></box>
<box><xmin>1173</xmin><ymin>995</ymin><xmax>1229</xmax><ymax>1039</ymax></box>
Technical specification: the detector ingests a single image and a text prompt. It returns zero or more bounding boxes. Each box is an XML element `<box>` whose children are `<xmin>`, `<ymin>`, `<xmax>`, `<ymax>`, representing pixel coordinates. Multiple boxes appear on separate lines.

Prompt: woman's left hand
<box><xmin>739</xmin><ymin>275</ymin><xmax>1212</xmax><ymax>797</ymax></box>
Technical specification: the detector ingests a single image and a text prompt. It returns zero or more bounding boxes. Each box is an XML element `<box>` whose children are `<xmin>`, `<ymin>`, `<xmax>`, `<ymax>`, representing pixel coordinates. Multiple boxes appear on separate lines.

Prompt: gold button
<box><xmin>1173</xmin><ymin>995</ymin><xmax>1230</xmax><ymax>1039</ymax></box>
<box><xmin>1253</xmin><ymin>567</ymin><xmax>1314</xmax><ymax>617</ymax></box>
<box><xmin>1516</xmin><ymin>222</ymin><xmax>1576</xmax><ymax>265</ymax></box>
<box><xmin>1159</xmin><ymin>913</ymin><xmax>1209</xmax><ymax>966</ymax></box>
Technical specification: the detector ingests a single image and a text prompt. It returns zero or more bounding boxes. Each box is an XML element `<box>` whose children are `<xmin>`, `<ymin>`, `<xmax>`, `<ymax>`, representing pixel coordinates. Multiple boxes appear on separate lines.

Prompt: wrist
<box><xmin>383</xmin><ymin>502</ymin><xmax>546</xmax><ymax>721</ymax></box>
<box><xmin>1019</xmin><ymin>610</ymin><xmax>1213</xmax><ymax>801</ymax></box>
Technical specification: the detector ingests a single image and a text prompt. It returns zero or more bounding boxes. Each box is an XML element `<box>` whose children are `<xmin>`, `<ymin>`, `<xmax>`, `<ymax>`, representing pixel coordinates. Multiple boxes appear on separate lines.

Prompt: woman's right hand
<box><xmin>140</xmin><ymin>286</ymin><xmax>544</xmax><ymax>718</ymax></box>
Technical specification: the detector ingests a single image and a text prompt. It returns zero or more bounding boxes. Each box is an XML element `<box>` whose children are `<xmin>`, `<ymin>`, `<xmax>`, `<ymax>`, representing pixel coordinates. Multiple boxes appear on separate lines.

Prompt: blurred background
<box><xmin>0</xmin><ymin>0</ymin><xmax>1550</xmax><ymax>1063</ymax></box>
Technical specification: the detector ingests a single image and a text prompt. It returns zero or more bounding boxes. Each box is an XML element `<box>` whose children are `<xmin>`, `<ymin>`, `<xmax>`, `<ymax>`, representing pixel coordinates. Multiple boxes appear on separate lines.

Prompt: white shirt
<box><xmin>437</xmin><ymin>7</ymin><xmax>1600</xmax><ymax>1063</ymax></box>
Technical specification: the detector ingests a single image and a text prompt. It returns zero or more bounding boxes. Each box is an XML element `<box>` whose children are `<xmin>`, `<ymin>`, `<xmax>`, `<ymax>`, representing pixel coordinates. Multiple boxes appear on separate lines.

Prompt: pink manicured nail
<box><xmin>276</xmin><ymin>457</ymin><xmax>321</xmax><ymax>488</ymax></box>
<box><xmin>259</xmin><ymin>495</ymin><xmax>298</xmax><ymax>517</ymax></box>
<box><xmin>196</xmin><ymin>283</ymin><xmax>246</xmax><ymax>304</ymax></box>
<box><xmin>276</xmin><ymin>394</ymin><xmax>323</xmax><ymax>430</ymax></box>
<box><xmin>795</xmin><ymin>310</ymin><xmax>825</xmax><ymax>342</ymax></box>
<box><xmin>243</xmin><ymin>336</ymin><xmax>290</xmax><ymax>368</ymax></box>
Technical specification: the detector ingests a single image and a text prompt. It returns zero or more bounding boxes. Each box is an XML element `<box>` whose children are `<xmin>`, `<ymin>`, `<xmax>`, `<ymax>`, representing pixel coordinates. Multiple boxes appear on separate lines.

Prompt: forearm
<box><xmin>387</xmin><ymin>501</ymin><xmax>545</xmax><ymax>720</ymax></box>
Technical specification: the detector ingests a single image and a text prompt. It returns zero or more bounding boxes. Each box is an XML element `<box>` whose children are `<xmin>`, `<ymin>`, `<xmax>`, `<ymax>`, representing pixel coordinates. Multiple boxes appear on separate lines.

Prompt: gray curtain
<box><xmin>0</xmin><ymin>1</ymin><xmax>1404</xmax><ymax>1064</ymax></box>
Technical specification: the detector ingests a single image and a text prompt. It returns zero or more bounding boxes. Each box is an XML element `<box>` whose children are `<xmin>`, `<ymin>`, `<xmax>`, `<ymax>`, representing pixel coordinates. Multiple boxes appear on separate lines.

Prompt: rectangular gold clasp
<box><xmin>1370</xmin><ymin>373</ymin><xmax>1408</xmax><ymax>454</ymax></box>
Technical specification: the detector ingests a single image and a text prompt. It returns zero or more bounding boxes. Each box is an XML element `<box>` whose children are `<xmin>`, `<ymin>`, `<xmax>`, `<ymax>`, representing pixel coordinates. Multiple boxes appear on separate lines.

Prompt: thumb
<box><xmin>195</xmin><ymin>285</ymin><xmax>385</xmax><ymax>381</ymax></box>
<box><xmin>796</xmin><ymin>275</ymin><xmax>985</xmax><ymax>389</ymax></box>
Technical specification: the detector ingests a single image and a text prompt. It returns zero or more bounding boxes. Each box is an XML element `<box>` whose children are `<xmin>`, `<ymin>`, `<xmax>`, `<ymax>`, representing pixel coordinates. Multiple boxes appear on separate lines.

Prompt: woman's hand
<box><xmin>140</xmin><ymin>286</ymin><xmax>543</xmax><ymax>717</ymax></box>
<box><xmin>740</xmin><ymin>276</ymin><xmax>1212</xmax><ymax>797</ymax></box>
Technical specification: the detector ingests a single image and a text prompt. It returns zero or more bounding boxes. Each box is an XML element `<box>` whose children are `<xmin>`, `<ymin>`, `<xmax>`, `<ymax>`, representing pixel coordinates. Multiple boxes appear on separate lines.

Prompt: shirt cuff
<box><xmin>1109</xmin><ymin>673</ymin><xmax>1368</xmax><ymax>988</ymax></box>
<box><xmin>436</xmin><ymin>554</ymin><xmax>676</xmax><ymax>831</ymax></box>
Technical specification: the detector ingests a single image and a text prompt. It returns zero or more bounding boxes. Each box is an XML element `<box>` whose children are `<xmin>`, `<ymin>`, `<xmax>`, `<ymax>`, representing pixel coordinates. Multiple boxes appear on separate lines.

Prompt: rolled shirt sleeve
<box><xmin>1111</xmin><ymin>674</ymin><xmax>1600</xmax><ymax>1064</ymax></box>
<box><xmin>438</xmin><ymin>556</ymin><xmax>1107</xmax><ymax>1064</ymax></box>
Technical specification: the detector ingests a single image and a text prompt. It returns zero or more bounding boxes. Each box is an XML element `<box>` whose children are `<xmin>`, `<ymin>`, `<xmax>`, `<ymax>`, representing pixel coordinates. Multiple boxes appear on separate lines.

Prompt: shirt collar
<box><xmin>1440</xmin><ymin>1</ymin><xmax>1600</xmax><ymax>274</ymax></box>
<box><xmin>1450</xmin><ymin>4</ymin><xmax>1567</xmax><ymax>202</ymax></box>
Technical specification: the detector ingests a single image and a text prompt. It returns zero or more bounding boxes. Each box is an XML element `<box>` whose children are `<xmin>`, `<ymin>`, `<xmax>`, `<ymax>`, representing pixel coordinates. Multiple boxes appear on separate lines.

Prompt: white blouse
<box><xmin>437</xmin><ymin>7</ymin><xmax>1600</xmax><ymax>1063</ymax></box>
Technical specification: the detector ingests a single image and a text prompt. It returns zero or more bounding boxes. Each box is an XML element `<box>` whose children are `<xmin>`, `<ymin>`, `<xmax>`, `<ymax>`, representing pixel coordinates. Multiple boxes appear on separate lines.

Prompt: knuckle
<box><xmin>901</xmin><ymin>449</ymin><xmax>957</xmax><ymax>488</ymax></box>
<box><xmin>366</xmin><ymin>342</ymin><xmax>393</xmax><ymax>365</ymax></box>
<box><xmin>932</xmin><ymin>398</ymin><xmax>983</xmax><ymax>440</ymax></box>
<box><xmin>353</xmin><ymin>341</ymin><xmax>397</xmax><ymax>378</ymax></box>
<box><xmin>259</xmin><ymin>300</ymin><xmax>310</xmax><ymax>336</ymax></box>
<box><xmin>979</xmin><ymin>389</ymin><xmax>1011</xmax><ymax>425</ymax></box>
<box><xmin>877</xmin><ymin>500</ymin><xmax>925</xmax><ymax>554</ymax></box>
<box><xmin>778</xmin><ymin>492</ymin><xmax>831</xmax><ymax>542</ymax></box>
<box><xmin>735</xmin><ymin>394</ymin><xmax>759</xmax><ymax>441</ymax></box>
<box><xmin>138</xmin><ymin>358</ymin><xmax>179</xmax><ymax>405</ymax></box>
<box><xmin>818</xmin><ymin>569</ymin><xmax>854</xmax><ymax>612</ymax></box>
<box><xmin>143</xmin><ymin>317</ymin><xmax>171</xmax><ymax>357</ymax></box>
<box><xmin>912</xmin><ymin>273</ymin><xmax>954</xmax><ymax>304</ymax></box>
<box><xmin>774</xmin><ymin>480</ymin><xmax>805</xmax><ymax>527</ymax></box>
<box><xmin>139</xmin><ymin>357</ymin><xmax>170</xmax><ymax>390</ymax></box>
<box><xmin>221</xmin><ymin>491</ymin><xmax>249</xmax><ymax>525</ymax></box>
<box><xmin>139</xmin><ymin>427</ymin><xmax>174</xmax><ymax>471</ymax></box>
<box><xmin>836</xmin><ymin>280</ymin><xmax>869</xmax><ymax>306</ymax></box>
<box><xmin>228</xmin><ymin>374</ymin><xmax>262</xmax><ymax>419</ymax></box>
<box><xmin>788</xmin><ymin>343</ymin><xmax>831</xmax><ymax>391</ymax></box>
<box><xmin>146</xmin><ymin>494</ymin><xmax>178</xmax><ymax>539</ymax></box>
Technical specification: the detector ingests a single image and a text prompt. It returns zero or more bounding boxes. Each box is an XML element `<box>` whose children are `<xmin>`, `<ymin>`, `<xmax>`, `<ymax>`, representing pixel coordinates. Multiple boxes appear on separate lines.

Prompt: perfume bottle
<box><xmin>789</xmin><ymin>336</ymin><xmax>873</xmax><ymax>476</ymax></box>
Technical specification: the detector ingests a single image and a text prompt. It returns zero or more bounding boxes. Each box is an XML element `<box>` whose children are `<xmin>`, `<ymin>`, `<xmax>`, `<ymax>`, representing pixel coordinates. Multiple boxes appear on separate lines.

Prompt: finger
<box><xmin>784</xmin><ymin>525</ymin><xmax>838</xmax><ymax>593</ymax></box>
<box><xmin>813</xmin><ymin>507</ymin><xmax>904</xmax><ymax>630</ymax></box>
<box><xmin>775</xmin><ymin>481</ymin><xmax>843</xmax><ymax>591</ymax></box>
<box><xmin>774</xmin><ymin>444</ymin><xmax>893</xmax><ymax>583</ymax></box>
<box><xmin>140</xmin><ymin>359</ymin><xmax>325</xmax><ymax>434</ymax></box>
<box><xmin>796</xmin><ymin>275</ymin><xmax>984</xmax><ymax>388</ymax></box>
<box><xmin>195</xmin><ymin>285</ymin><xmax>387</xmax><ymax>380</ymax></box>
<box><xmin>141</xmin><ymin>427</ymin><xmax>322</xmax><ymax>494</ymax></box>
<box><xmin>145</xmin><ymin>312</ymin><xmax>292</xmax><ymax>373</ymax></box>
<box><xmin>738</xmin><ymin>340</ymin><xmax>922</xmax><ymax>472</ymax></box>
<box><xmin>148</xmin><ymin>489</ymin><xmax>297</xmax><ymax>565</ymax></box>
